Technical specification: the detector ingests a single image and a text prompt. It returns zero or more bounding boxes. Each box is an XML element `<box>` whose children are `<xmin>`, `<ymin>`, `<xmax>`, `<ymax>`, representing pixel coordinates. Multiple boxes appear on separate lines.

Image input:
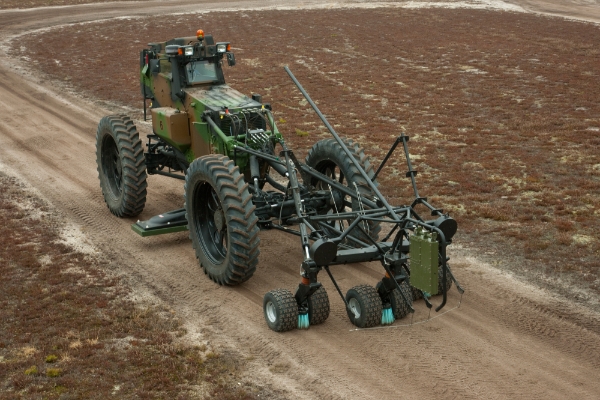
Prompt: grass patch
<box><xmin>45</xmin><ymin>355</ymin><xmax>58</xmax><ymax>363</ymax></box>
<box><xmin>295</xmin><ymin>128</ymin><xmax>309</xmax><ymax>137</ymax></box>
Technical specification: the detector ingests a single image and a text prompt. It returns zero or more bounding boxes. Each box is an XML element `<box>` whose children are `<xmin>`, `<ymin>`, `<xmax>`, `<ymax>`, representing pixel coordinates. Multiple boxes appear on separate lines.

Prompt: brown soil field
<box><xmin>14</xmin><ymin>7</ymin><xmax>600</xmax><ymax>301</ymax></box>
<box><xmin>0</xmin><ymin>172</ymin><xmax>269</xmax><ymax>399</ymax></box>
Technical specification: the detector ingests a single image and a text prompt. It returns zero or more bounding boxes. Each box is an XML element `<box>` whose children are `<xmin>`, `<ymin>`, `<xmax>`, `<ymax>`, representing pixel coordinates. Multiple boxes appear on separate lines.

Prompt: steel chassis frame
<box><xmin>134</xmin><ymin>66</ymin><xmax>465</xmax><ymax>319</ymax></box>
<box><xmin>224</xmin><ymin>67</ymin><xmax>464</xmax><ymax>317</ymax></box>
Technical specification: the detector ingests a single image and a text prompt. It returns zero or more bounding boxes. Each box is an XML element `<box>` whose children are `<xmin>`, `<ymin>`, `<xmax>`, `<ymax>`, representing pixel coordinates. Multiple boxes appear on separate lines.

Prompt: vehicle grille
<box><xmin>219</xmin><ymin>111</ymin><xmax>266</xmax><ymax>136</ymax></box>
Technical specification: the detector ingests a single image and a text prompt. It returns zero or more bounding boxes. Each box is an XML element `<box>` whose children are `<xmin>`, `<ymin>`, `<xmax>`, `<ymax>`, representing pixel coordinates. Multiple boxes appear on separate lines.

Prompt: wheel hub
<box><xmin>213</xmin><ymin>208</ymin><xmax>225</xmax><ymax>231</ymax></box>
<box><xmin>349</xmin><ymin>298</ymin><xmax>361</xmax><ymax>319</ymax></box>
<box><xmin>265</xmin><ymin>301</ymin><xmax>277</xmax><ymax>323</ymax></box>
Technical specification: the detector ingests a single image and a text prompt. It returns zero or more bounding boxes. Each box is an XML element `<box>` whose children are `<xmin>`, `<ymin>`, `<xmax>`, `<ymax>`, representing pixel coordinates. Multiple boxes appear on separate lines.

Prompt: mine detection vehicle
<box><xmin>95</xmin><ymin>30</ymin><xmax>464</xmax><ymax>332</ymax></box>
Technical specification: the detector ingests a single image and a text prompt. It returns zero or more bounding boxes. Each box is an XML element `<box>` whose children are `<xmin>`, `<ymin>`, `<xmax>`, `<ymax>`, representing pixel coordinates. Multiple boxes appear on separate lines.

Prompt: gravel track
<box><xmin>0</xmin><ymin>1</ymin><xmax>599</xmax><ymax>398</ymax></box>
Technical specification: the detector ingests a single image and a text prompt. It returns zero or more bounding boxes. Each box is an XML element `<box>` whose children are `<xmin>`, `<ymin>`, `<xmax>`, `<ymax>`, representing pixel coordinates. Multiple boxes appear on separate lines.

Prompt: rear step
<box><xmin>132</xmin><ymin>208</ymin><xmax>188</xmax><ymax>237</ymax></box>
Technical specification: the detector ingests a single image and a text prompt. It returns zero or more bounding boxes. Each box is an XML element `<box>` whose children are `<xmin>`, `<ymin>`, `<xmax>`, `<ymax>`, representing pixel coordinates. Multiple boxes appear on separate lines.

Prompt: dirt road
<box><xmin>1</xmin><ymin>1</ymin><xmax>599</xmax><ymax>398</ymax></box>
<box><xmin>505</xmin><ymin>0</ymin><xmax>600</xmax><ymax>23</ymax></box>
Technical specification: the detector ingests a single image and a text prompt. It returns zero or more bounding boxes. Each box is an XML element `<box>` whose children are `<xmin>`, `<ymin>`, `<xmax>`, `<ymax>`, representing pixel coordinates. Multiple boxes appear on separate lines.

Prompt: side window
<box><xmin>186</xmin><ymin>61</ymin><xmax>218</xmax><ymax>84</ymax></box>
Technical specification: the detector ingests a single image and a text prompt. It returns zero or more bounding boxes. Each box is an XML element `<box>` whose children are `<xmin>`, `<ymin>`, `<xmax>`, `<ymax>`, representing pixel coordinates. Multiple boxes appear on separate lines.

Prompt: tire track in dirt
<box><xmin>0</xmin><ymin>84</ymin><xmax>89</xmax><ymax>134</ymax></box>
<box><xmin>0</xmin><ymin>124</ymin><xmax>88</xmax><ymax>189</ymax></box>
<box><xmin>257</xmin><ymin>235</ymin><xmax>509</xmax><ymax>398</ymax></box>
<box><xmin>464</xmin><ymin>263</ymin><xmax>600</xmax><ymax>345</ymax></box>
<box><xmin>491</xmin><ymin>284</ymin><xmax>600</xmax><ymax>369</ymax></box>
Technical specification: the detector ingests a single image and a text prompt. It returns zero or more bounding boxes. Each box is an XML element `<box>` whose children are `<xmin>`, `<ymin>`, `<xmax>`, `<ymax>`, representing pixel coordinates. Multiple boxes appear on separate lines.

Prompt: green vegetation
<box><xmin>46</xmin><ymin>368</ymin><xmax>62</xmax><ymax>378</ymax></box>
<box><xmin>45</xmin><ymin>355</ymin><xmax>58</xmax><ymax>363</ymax></box>
<box><xmin>295</xmin><ymin>128</ymin><xmax>309</xmax><ymax>137</ymax></box>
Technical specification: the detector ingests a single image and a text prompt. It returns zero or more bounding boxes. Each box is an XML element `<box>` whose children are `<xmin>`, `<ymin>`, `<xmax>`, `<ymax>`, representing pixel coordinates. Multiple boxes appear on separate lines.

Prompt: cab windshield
<box><xmin>185</xmin><ymin>60</ymin><xmax>218</xmax><ymax>84</ymax></box>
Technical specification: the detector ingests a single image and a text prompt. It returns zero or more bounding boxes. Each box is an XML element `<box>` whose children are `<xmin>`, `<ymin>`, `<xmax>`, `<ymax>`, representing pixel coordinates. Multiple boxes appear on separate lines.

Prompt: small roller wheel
<box><xmin>308</xmin><ymin>287</ymin><xmax>330</xmax><ymax>325</ymax></box>
<box><xmin>263</xmin><ymin>289</ymin><xmax>298</xmax><ymax>332</ymax></box>
<box><xmin>411</xmin><ymin>285</ymin><xmax>423</xmax><ymax>301</ymax></box>
<box><xmin>345</xmin><ymin>285</ymin><xmax>382</xmax><ymax>328</ymax></box>
<box><xmin>390</xmin><ymin>280</ymin><xmax>413</xmax><ymax>320</ymax></box>
<box><xmin>438</xmin><ymin>264</ymin><xmax>453</xmax><ymax>294</ymax></box>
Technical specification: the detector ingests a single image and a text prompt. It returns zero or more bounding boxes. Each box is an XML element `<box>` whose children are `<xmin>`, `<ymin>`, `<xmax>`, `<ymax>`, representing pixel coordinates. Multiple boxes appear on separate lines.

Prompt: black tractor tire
<box><xmin>345</xmin><ymin>284</ymin><xmax>383</xmax><ymax>328</ymax></box>
<box><xmin>96</xmin><ymin>114</ymin><xmax>147</xmax><ymax>217</ymax></box>
<box><xmin>185</xmin><ymin>155</ymin><xmax>260</xmax><ymax>285</ymax></box>
<box><xmin>390</xmin><ymin>280</ymin><xmax>413</xmax><ymax>320</ymax></box>
<box><xmin>305</xmin><ymin>138</ymin><xmax>381</xmax><ymax>245</ymax></box>
<box><xmin>308</xmin><ymin>286</ymin><xmax>330</xmax><ymax>325</ymax></box>
<box><xmin>263</xmin><ymin>289</ymin><xmax>298</xmax><ymax>332</ymax></box>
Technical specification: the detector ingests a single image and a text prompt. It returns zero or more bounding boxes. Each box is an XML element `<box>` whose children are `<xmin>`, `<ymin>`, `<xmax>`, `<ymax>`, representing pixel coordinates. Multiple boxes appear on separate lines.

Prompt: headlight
<box><xmin>184</xmin><ymin>46</ymin><xmax>194</xmax><ymax>56</ymax></box>
<box><xmin>165</xmin><ymin>45</ymin><xmax>179</xmax><ymax>55</ymax></box>
<box><xmin>216</xmin><ymin>42</ymin><xmax>230</xmax><ymax>53</ymax></box>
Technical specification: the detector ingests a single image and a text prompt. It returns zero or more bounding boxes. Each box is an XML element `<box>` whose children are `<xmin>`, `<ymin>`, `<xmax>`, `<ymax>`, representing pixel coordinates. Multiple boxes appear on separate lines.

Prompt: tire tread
<box><xmin>96</xmin><ymin>114</ymin><xmax>147</xmax><ymax>217</ymax></box>
<box><xmin>185</xmin><ymin>155</ymin><xmax>260</xmax><ymax>285</ymax></box>
<box><xmin>305</xmin><ymin>138</ymin><xmax>381</xmax><ymax>243</ymax></box>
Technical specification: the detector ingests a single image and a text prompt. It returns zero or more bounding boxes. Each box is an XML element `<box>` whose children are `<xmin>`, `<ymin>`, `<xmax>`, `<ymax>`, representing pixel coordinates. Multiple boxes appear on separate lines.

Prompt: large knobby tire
<box><xmin>390</xmin><ymin>280</ymin><xmax>413</xmax><ymax>320</ymax></box>
<box><xmin>308</xmin><ymin>286</ymin><xmax>330</xmax><ymax>325</ymax></box>
<box><xmin>263</xmin><ymin>289</ymin><xmax>298</xmax><ymax>332</ymax></box>
<box><xmin>96</xmin><ymin>115</ymin><xmax>147</xmax><ymax>217</ymax></box>
<box><xmin>185</xmin><ymin>155</ymin><xmax>260</xmax><ymax>285</ymax></box>
<box><xmin>345</xmin><ymin>284</ymin><xmax>382</xmax><ymax>328</ymax></box>
<box><xmin>411</xmin><ymin>284</ymin><xmax>424</xmax><ymax>301</ymax></box>
<box><xmin>305</xmin><ymin>138</ymin><xmax>381</xmax><ymax>246</ymax></box>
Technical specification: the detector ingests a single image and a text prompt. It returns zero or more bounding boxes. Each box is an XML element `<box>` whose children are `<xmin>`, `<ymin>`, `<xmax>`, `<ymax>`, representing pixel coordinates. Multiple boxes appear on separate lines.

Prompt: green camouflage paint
<box><xmin>409</xmin><ymin>227</ymin><xmax>439</xmax><ymax>295</ymax></box>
